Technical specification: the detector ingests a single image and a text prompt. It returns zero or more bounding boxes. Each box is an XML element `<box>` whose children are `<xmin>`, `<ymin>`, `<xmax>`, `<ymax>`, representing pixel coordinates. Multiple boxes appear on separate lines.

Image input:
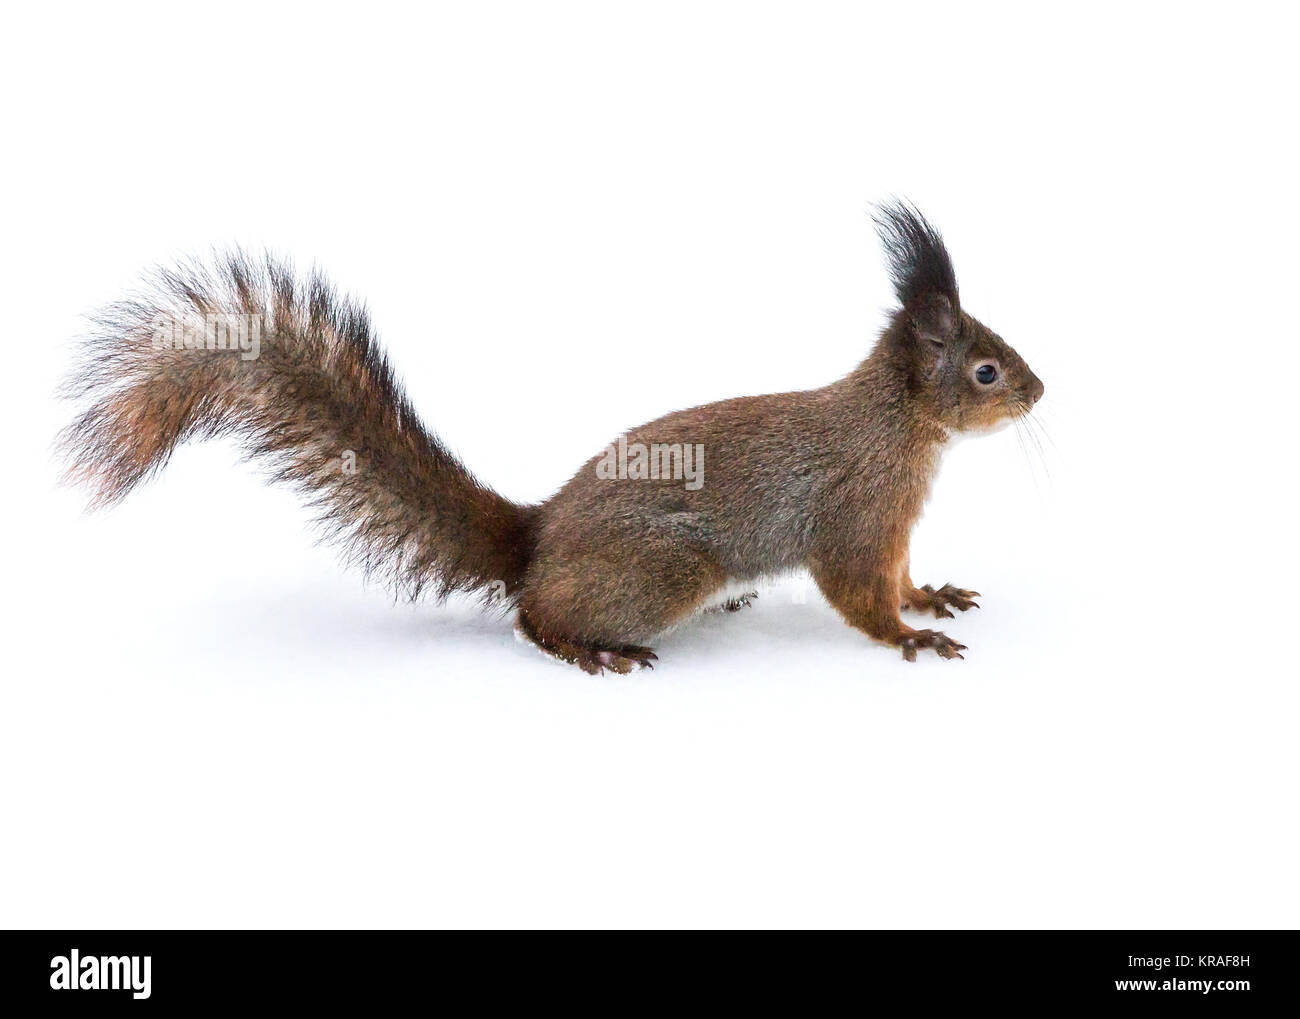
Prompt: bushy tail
<box><xmin>59</xmin><ymin>251</ymin><xmax>535</xmax><ymax>601</ymax></box>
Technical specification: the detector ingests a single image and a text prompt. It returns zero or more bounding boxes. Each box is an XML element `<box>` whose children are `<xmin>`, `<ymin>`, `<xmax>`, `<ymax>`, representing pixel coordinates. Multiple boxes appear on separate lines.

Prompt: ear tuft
<box><xmin>873</xmin><ymin>200</ymin><xmax>959</xmax><ymax>311</ymax></box>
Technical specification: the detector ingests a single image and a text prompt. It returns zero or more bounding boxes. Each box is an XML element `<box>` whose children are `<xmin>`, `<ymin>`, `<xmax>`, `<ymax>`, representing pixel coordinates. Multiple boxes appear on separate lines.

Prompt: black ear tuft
<box><xmin>873</xmin><ymin>200</ymin><xmax>959</xmax><ymax>311</ymax></box>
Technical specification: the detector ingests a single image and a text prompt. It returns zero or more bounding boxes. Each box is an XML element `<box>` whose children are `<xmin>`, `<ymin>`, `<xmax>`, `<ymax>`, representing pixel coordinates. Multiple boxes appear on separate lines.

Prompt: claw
<box><xmin>907</xmin><ymin>582</ymin><xmax>982</xmax><ymax>617</ymax></box>
<box><xmin>897</xmin><ymin>629</ymin><xmax>966</xmax><ymax>661</ymax></box>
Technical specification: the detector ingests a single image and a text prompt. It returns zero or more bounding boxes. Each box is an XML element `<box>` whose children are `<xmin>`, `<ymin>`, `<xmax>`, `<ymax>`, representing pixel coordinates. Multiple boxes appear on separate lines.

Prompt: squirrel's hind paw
<box><xmin>517</xmin><ymin>613</ymin><xmax>658</xmax><ymax>675</ymax></box>
<box><xmin>593</xmin><ymin>646</ymin><xmax>658</xmax><ymax>675</ymax></box>
<box><xmin>705</xmin><ymin>591</ymin><xmax>758</xmax><ymax>614</ymax></box>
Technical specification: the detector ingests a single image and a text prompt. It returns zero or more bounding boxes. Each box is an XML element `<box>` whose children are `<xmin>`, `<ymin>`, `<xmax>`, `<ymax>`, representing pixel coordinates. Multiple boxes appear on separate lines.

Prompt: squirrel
<box><xmin>60</xmin><ymin>202</ymin><xmax>1043</xmax><ymax>674</ymax></box>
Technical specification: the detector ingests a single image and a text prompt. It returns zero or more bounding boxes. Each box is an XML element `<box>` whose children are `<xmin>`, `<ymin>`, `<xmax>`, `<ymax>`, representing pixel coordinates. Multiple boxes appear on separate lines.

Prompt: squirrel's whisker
<box><xmin>1013</xmin><ymin>416</ymin><xmax>1046</xmax><ymax>500</ymax></box>
<box><xmin>1022</xmin><ymin>407</ymin><xmax>1057</xmax><ymax>471</ymax></box>
<box><xmin>1019</xmin><ymin>410</ymin><xmax>1050</xmax><ymax>486</ymax></box>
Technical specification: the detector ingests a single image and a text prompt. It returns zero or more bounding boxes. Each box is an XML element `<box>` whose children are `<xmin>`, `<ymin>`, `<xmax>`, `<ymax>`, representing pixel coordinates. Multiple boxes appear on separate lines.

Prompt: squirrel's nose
<box><xmin>1028</xmin><ymin>377</ymin><xmax>1045</xmax><ymax>405</ymax></box>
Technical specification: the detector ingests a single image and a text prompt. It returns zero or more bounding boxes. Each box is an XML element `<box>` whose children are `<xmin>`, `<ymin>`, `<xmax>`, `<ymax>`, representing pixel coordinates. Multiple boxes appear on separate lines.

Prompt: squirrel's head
<box><xmin>874</xmin><ymin>201</ymin><xmax>1044</xmax><ymax>433</ymax></box>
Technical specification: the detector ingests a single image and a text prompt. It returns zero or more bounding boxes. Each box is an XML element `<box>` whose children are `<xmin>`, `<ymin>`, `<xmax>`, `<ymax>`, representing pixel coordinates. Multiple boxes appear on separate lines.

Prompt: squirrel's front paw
<box><xmin>904</xmin><ymin>583</ymin><xmax>981</xmax><ymax>619</ymax></box>
<box><xmin>899</xmin><ymin>629</ymin><xmax>967</xmax><ymax>662</ymax></box>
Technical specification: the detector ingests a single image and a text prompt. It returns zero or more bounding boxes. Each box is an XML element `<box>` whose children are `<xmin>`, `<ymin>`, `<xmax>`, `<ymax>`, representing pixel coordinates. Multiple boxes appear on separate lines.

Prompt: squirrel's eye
<box><xmin>975</xmin><ymin>363</ymin><xmax>998</xmax><ymax>385</ymax></box>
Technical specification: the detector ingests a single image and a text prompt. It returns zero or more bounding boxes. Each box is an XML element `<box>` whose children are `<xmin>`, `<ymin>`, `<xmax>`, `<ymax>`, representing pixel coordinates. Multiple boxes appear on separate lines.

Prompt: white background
<box><xmin>2</xmin><ymin>2</ymin><xmax>1296</xmax><ymax>928</ymax></box>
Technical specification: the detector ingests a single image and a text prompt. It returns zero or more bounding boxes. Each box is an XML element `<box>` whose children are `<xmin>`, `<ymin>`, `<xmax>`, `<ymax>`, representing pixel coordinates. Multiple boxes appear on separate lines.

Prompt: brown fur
<box><xmin>59</xmin><ymin>253</ymin><xmax>535</xmax><ymax>601</ymax></box>
<box><xmin>59</xmin><ymin>204</ymin><xmax>1043</xmax><ymax>673</ymax></box>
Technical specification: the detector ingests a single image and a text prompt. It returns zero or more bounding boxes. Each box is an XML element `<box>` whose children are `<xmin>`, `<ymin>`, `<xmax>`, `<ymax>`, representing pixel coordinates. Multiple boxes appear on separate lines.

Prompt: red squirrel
<box><xmin>60</xmin><ymin>202</ymin><xmax>1043</xmax><ymax>673</ymax></box>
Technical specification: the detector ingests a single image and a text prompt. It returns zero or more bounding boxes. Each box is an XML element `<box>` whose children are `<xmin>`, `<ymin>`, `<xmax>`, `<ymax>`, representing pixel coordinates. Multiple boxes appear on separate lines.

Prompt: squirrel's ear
<box><xmin>910</xmin><ymin>292</ymin><xmax>957</xmax><ymax>347</ymax></box>
<box><xmin>873</xmin><ymin>199</ymin><xmax>960</xmax><ymax>316</ymax></box>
